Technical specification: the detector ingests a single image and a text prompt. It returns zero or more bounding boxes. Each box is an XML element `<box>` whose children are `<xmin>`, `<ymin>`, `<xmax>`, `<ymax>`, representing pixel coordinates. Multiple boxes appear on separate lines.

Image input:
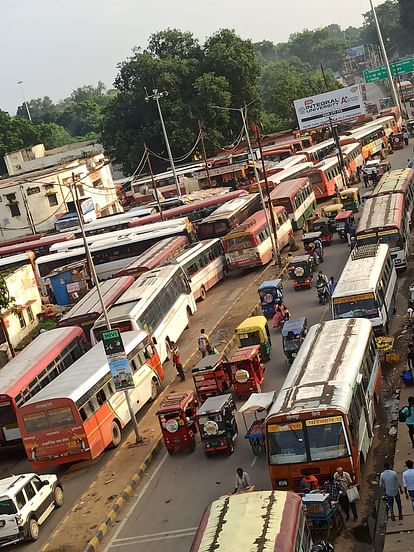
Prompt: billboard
<box><xmin>294</xmin><ymin>85</ymin><xmax>365</xmax><ymax>130</ymax></box>
<box><xmin>346</xmin><ymin>45</ymin><xmax>365</xmax><ymax>59</ymax></box>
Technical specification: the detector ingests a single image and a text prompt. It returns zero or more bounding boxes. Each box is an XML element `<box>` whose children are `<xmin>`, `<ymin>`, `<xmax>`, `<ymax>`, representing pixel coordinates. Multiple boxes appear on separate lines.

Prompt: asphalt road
<box><xmin>102</xmin><ymin>238</ymin><xmax>351</xmax><ymax>552</ymax></box>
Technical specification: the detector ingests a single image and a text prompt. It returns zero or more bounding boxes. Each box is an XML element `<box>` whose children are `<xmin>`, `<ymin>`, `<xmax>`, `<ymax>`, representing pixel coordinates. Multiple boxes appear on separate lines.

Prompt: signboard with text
<box><xmin>364</xmin><ymin>58</ymin><xmax>414</xmax><ymax>83</ymax></box>
<box><xmin>102</xmin><ymin>329</ymin><xmax>135</xmax><ymax>391</ymax></box>
<box><xmin>294</xmin><ymin>85</ymin><xmax>365</xmax><ymax>130</ymax></box>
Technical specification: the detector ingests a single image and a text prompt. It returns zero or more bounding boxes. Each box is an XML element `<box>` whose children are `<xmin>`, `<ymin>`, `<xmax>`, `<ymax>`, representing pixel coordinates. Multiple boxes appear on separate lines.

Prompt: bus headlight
<box><xmin>278</xmin><ymin>480</ymin><xmax>288</xmax><ymax>487</ymax></box>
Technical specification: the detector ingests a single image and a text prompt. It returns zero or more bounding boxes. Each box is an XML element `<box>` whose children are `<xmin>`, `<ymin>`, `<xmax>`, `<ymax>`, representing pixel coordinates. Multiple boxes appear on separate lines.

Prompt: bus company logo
<box><xmin>341</xmin><ymin>94</ymin><xmax>359</xmax><ymax>105</ymax></box>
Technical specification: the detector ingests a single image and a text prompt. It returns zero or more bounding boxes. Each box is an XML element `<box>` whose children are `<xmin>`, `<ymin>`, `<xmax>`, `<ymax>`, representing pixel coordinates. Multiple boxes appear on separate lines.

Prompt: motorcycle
<box><xmin>316</xmin><ymin>281</ymin><xmax>330</xmax><ymax>305</ymax></box>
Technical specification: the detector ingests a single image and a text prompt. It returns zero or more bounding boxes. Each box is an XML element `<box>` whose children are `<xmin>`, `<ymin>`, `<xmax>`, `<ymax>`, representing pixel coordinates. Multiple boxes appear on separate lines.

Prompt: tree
<box><xmin>16</xmin><ymin>96</ymin><xmax>58</xmax><ymax>124</ymax></box>
<box><xmin>398</xmin><ymin>0</ymin><xmax>414</xmax><ymax>48</ymax></box>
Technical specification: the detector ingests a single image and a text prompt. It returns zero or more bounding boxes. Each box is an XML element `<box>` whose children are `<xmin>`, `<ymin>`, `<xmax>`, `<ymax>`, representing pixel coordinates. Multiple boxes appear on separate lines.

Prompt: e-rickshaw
<box><xmin>191</xmin><ymin>353</ymin><xmax>231</xmax><ymax>402</ymax></box>
<box><xmin>239</xmin><ymin>392</ymin><xmax>275</xmax><ymax>456</ymax></box>
<box><xmin>302</xmin><ymin>231</ymin><xmax>323</xmax><ymax>263</ymax></box>
<box><xmin>156</xmin><ymin>391</ymin><xmax>199</xmax><ymax>454</ymax></box>
<box><xmin>339</xmin><ymin>187</ymin><xmax>360</xmax><ymax>212</ymax></box>
<box><xmin>321</xmin><ymin>203</ymin><xmax>343</xmax><ymax>222</ymax></box>
<box><xmin>228</xmin><ymin>345</ymin><xmax>264</xmax><ymax>399</ymax></box>
<box><xmin>235</xmin><ymin>316</ymin><xmax>272</xmax><ymax>361</ymax></box>
<box><xmin>257</xmin><ymin>279</ymin><xmax>283</xmax><ymax>318</ymax></box>
<box><xmin>281</xmin><ymin>317</ymin><xmax>307</xmax><ymax>364</ymax></box>
<box><xmin>334</xmin><ymin>210</ymin><xmax>355</xmax><ymax>241</ymax></box>
<box><xmin>390</xmin><ymin>132</ymin><xmax>404</xmax><ymax>150</ymax></box>
<box><xmin>288</xmin><ymin>255</ymin><xmax>314</xmax><ymax>289</ymax></box>
<box><xmin>196</xmin><ymin>394</ymin><xmax>238</xmax><ymax>456</ymax></box>
<box><xmin>310</xmin><ymin>217</ymin><xmax>334</xmax><ymax>245</ymax></box>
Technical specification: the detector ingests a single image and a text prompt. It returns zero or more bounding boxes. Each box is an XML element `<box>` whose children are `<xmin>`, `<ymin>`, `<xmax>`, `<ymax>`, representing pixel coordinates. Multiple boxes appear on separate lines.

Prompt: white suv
<box><xmin>0</xmin><ymin>473</ymin><xmax>63</xmax><ymax>546</ymax></box>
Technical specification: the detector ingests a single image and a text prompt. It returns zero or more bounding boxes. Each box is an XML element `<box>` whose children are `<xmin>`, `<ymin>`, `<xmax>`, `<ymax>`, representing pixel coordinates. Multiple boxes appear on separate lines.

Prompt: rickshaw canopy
<box><xmin>191</xmin><ymin>353</ymin><xmax>226</xmax><ymax>374</ymax></box>
<box><xmin>236</xmin><ymin>315</ymin><xmax>268</xmax><ymax>336</ymax></box>
<box><xmin>196</xmin><ymin>393</ymin><xmax>233</xmax><ymax>416</ymax></box>
<box><xmin>334</xmin><ymin>209</ymin><xmax>354</xmax><ymax>222</ymax></box>
<box><xmin>238</xmin><ymin>392</ymin><xmax>275</xmax><ymax>414</ymax></box>
<box><xmin>281</xmin><ymin>317</ymin><xmax>307</xmax><ymax>338</ymax></box>
<box><xmin>289</xmin><ymin>254</ymin><xmax>313</xmax><ymax>265</ymax></box>
<box><xmin>229</xmin><ymin>345</ymin><xmax>261</xmax><ymax>364</ymax></box>
<box><xmin>258</xmin><ymin>279</ymin><xmax>282</xmax><ymax>293</ymax></box>
<box><xmin>323</xmin><ymin>203</ymin><xmax>343</xmax><ymax>217</ymax></box>
<box><xmin>340</xmin><ymin>187</ymin><xmax>359</xmax><ymax>201</ymax></box>
<box><xmin>156</xmin><ymin>391</ymin><xmax>196</xmax><ymax>415</ymax></box>
<box><xmin>302</xmin><ymin>231</ymin><xmax>322</xmax><ymax>243</ymax></box>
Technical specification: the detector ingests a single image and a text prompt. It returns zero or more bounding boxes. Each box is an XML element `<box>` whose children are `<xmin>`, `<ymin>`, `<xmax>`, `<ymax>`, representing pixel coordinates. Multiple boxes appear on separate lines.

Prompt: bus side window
<box><xmin>96</xmin><ymin>389</ymin><xmax>106</xmax><ymax>406</ymax></box>
<box><xmin>80</xmin><ymin>403</ymin><xmax>93</xmax><ymax>422</ymax></box>
<box><xmin>349</xmin><ymin>388</ymin><xmax>362</xmax><ymax>443</ymax></box>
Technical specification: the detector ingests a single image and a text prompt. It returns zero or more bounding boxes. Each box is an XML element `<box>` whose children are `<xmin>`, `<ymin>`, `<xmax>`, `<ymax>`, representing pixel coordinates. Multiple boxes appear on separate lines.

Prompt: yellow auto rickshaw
<box><xmin>235</xmin><ymin>316</ymin><xmax>272</xmax><ymax>362</ymax></box>
<box><xmin>339</xmin><ymin>187</ymin><xmax>360</xmax><ymax>212</ymax></box>
<box><xmin>321</xmin><ymin>203</ymin><xmax>343</xmax><ymax>221</ymax></box>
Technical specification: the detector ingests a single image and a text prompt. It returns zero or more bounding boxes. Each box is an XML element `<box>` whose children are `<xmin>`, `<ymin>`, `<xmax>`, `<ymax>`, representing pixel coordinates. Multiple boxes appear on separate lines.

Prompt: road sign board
<box><xmin>101</xmin><ymin>328</ymin><xmax>125</xmax><ymax>356</ymax></box>
<box><xmin>364</xmin><ymin>58</ymin><xmax>414</xmax><ymax>83</ymax></box>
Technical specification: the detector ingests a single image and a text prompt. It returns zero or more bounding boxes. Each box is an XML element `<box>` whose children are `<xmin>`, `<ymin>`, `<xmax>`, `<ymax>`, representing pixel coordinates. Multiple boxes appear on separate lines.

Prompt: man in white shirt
<box><xmin>234</xmin><ymin>468</ymin><xmax>251</xmax><ymax>493</ymax></box>
<box><xmin>403</xmin><ymin>459</ymin><xmax>414</xmax><ymax>510</ymax></box>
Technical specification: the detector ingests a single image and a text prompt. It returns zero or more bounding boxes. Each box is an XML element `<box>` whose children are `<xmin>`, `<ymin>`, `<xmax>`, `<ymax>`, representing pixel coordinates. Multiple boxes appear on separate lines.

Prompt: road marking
<box><xmin>103</xmin><ymin>452</ymin><xmax>169</xmax><ymax>552</ymax></box>
<box><xmin>112</xmin><ymin>528</ymin><xmax>198</xmax><ymax>546</ymax></box>
<box><xmin>250</xmin><ymin>455</ymin><xmax>258</xmax><ymax>467</ymax></box>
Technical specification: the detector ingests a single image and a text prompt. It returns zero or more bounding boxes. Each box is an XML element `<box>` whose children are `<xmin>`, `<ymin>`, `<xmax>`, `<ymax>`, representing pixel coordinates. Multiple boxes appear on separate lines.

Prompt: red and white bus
<box><xmin>371</xmin><ymin>168</ymin><xmax>414</xmax><ymax>230</ymax></box>
<box><xmin>327</xmin><ymin>142</ymin><xmax>364</xmax><ymax>183</ymax></box>
<box><xmin>269</xmin><ymin>154</ymin><xmax>308</xmax><ymax>173</ymax></box>
<box><xmin>305</xmin><ymin>158</ymin><xmax>345</xmax><ymax>200</ymax></box>
<box><xmin>18</xmin><ymin>331</ymin><xmax>164</xmax><ymax>468</ymax></box>
<box><xmin>197</xmin><ymin>194</ymin><xmax>262</xmax><ymax>239</ymax></box>
<box><xmin>0</xmin><ymin>326</ymin><xmax>87</xmax><ymax>448</ymax></box>
<box><xmin>0</xmin><ymin>233</ymin><xmax>74</xmax><ymax>258</ymax></box>
<box><xmin>260</xmin><ymin>144</ymin><xmax>297</xmax><ymax>162</ymax></box>
<box><xmin>223</xmin><ymin>208</ymin><xmax>292</xmax><ymax>269</ymax></box>
<box><xmin>0</xmin><ymin>234</ymin><xmax>46</xmax><ymax>248</ymax></box>
<box><xmin>356</xmin><ymin>192</ymin><xmax>409</xmax><ymax>270</ymax></box>
<box><xmin>114</xmin><ymin>236</ymin><xmax>189</xmax><ymax>279</ymax></box>
<box><xmin>268</xmin><ymin>177</ymin><xmax>316</xmax><ymax>231</ymax></box>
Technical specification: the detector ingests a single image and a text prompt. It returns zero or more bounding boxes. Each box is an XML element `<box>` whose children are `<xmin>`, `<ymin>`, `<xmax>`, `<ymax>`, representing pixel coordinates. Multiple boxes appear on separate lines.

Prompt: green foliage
<box><xmin>398</xmin><ymin>0</ymin><xmax>414</xmax><ymax>48</ymax></box>
<box><xmin>0</xmin><ymin>274</ymin><xmax>11</xmax><ymax>311</ymax></box>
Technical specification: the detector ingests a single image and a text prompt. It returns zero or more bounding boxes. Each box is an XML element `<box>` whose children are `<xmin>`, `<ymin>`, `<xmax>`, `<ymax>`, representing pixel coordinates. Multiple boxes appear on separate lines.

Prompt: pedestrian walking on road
<box><xmin>380</xmin><ymin>462</ymin><xmax>403</xmax><ymax>521</ymax></box>
<box><xmin>334</xmin><ymin>467</ymin><xmax>358</xmax><ymax>521</ymax></box>
<box><xmin>362</xmin><ymin>171</ymin><xmax>369</xmax><ymax>188</ymax></box>
<box><xmin>403</xmin><ymin>459</ymin><xmax>414</xmax><ymax>510</ymax></box>
<box><xmin>234</xmin><ymin>468</ymin><xmax>251</xmax><ymax>493</ymax></box>
<box><xmin>327</xmin><ymin>276</ymin><xmax>337</xmax><ymax>297</ymax></box>
<box><xmin>171</xmin><ymin>342</ymin><xmax>185</xmax><ymax>381</ymax></box>
<box><xmin>198</xmin><ymin>329</ymin><xmax>210</xmax><ymax>358</ymax></box>
<box><xmin>400</xmin><ymin>396</ymin><xmax>414</xmax><ymax>448</ymax></box>
<box><xmin>324</xmin><ymin>474</ymin><xmax>341</xmax><ymax>502</ymax></box>
<box><xmin>403</xmin><ymin>130</ymin><xmax>409</xmax><ymax>146</ymax></box>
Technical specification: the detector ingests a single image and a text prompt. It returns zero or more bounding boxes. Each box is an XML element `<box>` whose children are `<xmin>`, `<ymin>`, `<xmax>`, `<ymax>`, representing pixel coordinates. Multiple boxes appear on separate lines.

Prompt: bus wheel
<box><xmin>110</xmin><ymin>421</ymin><xmax>122</xmax><ymax>448</ymax></box>
<box><xmin>200</xmin><ymin>286</ymin><xmax>207</xmax><ymax>301</ymax></box>
<box><xmin>150</xmin><ymin>378</ymin><xmax>159</xmax><ymax>401</ymax></box>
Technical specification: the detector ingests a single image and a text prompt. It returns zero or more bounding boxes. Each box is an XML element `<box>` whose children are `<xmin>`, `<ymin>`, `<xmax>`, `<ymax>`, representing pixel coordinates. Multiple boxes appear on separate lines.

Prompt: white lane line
<box><xmin>115</xmin><ymin>527</ymin><xmax>198</xmax><ymax>541</ymax></box>
<box><xmin>103</xmin><ymin>452</ymin><xmax>169</xmax><ymax>552</ymax></box>
<box><xmin>250</xmin><ymin>455</ymin><xmax>258</xmax><ymax>467</ymax></box>
<box><xmin>111</xmin><ymin>531</ymin><xmax>197</xmax><ymax>547</ymax></box>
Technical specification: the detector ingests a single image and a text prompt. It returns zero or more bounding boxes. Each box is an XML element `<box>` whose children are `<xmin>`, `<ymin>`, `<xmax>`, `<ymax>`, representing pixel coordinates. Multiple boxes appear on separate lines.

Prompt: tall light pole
<box><xmin>211</xmin><ymin>103</ymin><xmax>278</xmax><ymax>265</ymax></box>
<box><xmin>17</xmin><ymin>81</ymin><xmax>32</xmax><ymax>122</ymax></box>
<box><xmin>369</xmin><ymin>0</ymin><xmax>401</xmax><ymax>113</ymax></box>
<box><xmin>144</xmin><ymin>88</ymin><xmax>181</xmax><ymax>197</ymax></box>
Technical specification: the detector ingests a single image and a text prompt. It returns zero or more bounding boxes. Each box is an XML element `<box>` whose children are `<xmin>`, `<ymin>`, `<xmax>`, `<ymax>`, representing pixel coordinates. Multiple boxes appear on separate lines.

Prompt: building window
<box><xmin>16</xmin><ymin>311</ymin><xmax>26</xmax><ymax>329</ymax></box>
<box><xmin>8</xmin><ymin>203</ymin><xmax>21</xmax><ymax>217</ymax></box>
<box><xmin>47</xmin><ymin>194</ymin><xmax>58</xmax><ymax>207</ymax></box>
<box><xmin>5</xmin><ymin>193</ymin><xmax>16</xmax><ymax>203</ymax></box>
<box><xmin>27</xmin><ymin>306</ymin><xmax>34</xmax><ymax>323</ymax></box>
<box><xmin>92</xmin><ymin>179</ymin><xmax>102</xmax><ymax>188</ymax></box>
<box><xmin>44</xmin><ymin>184</ymin><xmax>55</xmax><ymax>190</ymax></box>
<box><xmin>27</xmin><ymin>187</ymin><xmax>40</xmax><ymax>195</ymax></box>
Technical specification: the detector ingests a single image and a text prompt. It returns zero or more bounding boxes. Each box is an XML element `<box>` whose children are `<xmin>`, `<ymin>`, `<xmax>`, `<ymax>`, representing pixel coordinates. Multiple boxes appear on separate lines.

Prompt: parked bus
<box><xmin>264</xmin><ymin>162</ymin><xmax>314</xmax><ymax>190</ymax></box>
<box><xmin>302</xmin><ymin>139</ymin><xmax>336</xmax><ymax>164</ymax></box>
<box><xmin>269</xmin><ymin>154</ymin><xmax>308</xmax><ymax>173</ymax></box>
<box><xmin>332</xmin><ymin>244</ymin><xmax>397</xmax><ymax>335</ymax></box>
<box><xmin>166</xmin><ymin>239</ymin><xmax>226</xmax><ymax>301</ymax></box>
<box><xmin>190</xmin><ymin>491</ymin><xmax>313</xmax><ymax>552</ymax></box>
<box><xmin>223</xmin><ymin>207</ymin><xmax>292</xmax><ymax>269</ymax></box>
<box><xmin>0</xmin><ymin>252</ymin><xmax>36</xmax><ymax>274</ymax></box>
<box><xmin>260</xmin><ymin>144</ymin><xmax>297</xmax><ymax>162</ymax></box>
<box><xmin>356</xmin><ymin>193</ymin><xmax>408</xmax><ymax>270</ymax></box>
<box><xmin>266</xmin><ymin>318</ymin><xmax>380</xmax><ymax>491</ymax></box>
<box><xmin>58</xmin><ymin>277</ymin><xmax>134</xmax><ymax>337</ymax></box>
<box><xmin>399</xmin><ymin>80</ymin><xmax>414</xmax><ymax>102</ymax></box>
<box><xmin>68</xmin><ymin>208</ymin><xmax>157</xmax><ymax>235</ymax></box>
<box><xmin>36</xmin><ymin>225</ymin><xmax>196</xmax><ymax>282</ymax></box>
<box><xmin>0</xmin><ymin>326</ymin><xmax>87</xmax><ymax>448</ymax></box>
<box><xmin>128</xmin><ymin>190</ymin><xmax>247</xmax><ymax>228</ymax></box>
<box><xmin>268</xmin><ymin>177</ymin><xmax>316</xmax><ymax>230</ymax></box>
<box><xmin>197</xmin><ymin>194</ymin><xmax>261</xmax><ymax>239</ymax></box>
<box><xmin>340</xmin><ymin>125</ymin><xmax>387</xmax><ymax>160</ymax></box>
<box><xmin>18</xmin><ymin>331</ymin><xmax>163</xmax><ymax>468</ymax></box>
<box><xmin>91</xmin><ymin>265</ymin><xmax>197</xmax><ymax>363</ymax></box>
<box><xmin>371</xmin><ymin>168</ymin><xmax>414</xmax><ymax>229</ymax></box>
<box><xmin>305</xmin><ymin>158</ymin><xmax>344</xmax><ymax>200</ymax></box>
<box><xmin>327</xmin><ymin>142</ymin><xmax>363</xmax><ymax>183</ymax></box>
<box><xmin>114</xmin><ymin>236</ymin><xmax>189</xmax><ymax>279</ymax></box>
<box><xmin>0</xmin><ymin>234</ymin><xmax>46</xmax><ymax>248</ymax></box>
<box><xmin>0</xmin><ymin>233</ymin><xmax>74</xmax><ymax>258</ymax></box>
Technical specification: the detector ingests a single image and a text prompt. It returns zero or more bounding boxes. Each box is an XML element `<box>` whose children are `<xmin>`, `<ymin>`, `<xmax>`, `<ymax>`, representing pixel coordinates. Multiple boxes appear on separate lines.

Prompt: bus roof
<box><xmin>268</xmin><ymin>163</ymin><xmax>313</xmax><ymax>184</ymax></box>
<box><xmin>59</xmin><ymin>277</ymin><xmax>134</xmax><ymax>326</ymax></box>
<box><xmin>223</xmin><ymin>210</ymin><xmax>269</xmax><ymax>238</ymax></box>
<box><xmin>197</xmin><ymin>194</ymin><xmax>259</xmax><ymax>223</ymax></box>
<box><xmin>315</xmin><ymin>157</ymin><xmax>339</xmax><ymax>171</ymax></box>
<box><xmin>371</xmin><ymin>168</ymin><xmax>414</xmax><ymax>196</ymax></box>
<box><xmin>357</xmin><ymin>193</ymin><xmax>404</xmax><ymax>232</ymax></box>
<box><xmin>0</xmin><ymin>327</ymin><xmax>85</xmax><ymax>398</ymax></box>
<box><xmin>24</xmin><ymin>331</ymin><xmax>147</xmax><ymax>404</ymax></box>
<box><xmin>332</xmin><ymin>244</ymin><xmax>390</xmax><ymax>299</ymax></box>
<box><xmin>169</xmin><ymin>239</ymin><xmax>221</xmax><ymax>265</ymax></box>
<box><xmin>267</xmin><ymin>318</ymin><xmax>373</xmax><ymax>418</ymax></box>
<box><xmin>302</xmin><ymin>138</ymin><xmax>335</xmax><ymax>154</ymax></box>
<box><xmin>0</xmin><ymin>253</ymin><xmax>33</xmax><ymax>268</ymax></box>
<box><xmin>0</xmin><ymin>233</ymin><xmax>74</xmax><ymax>257</ymax></box>
<box><xmin>269</xmin><ymin>177</ymin><xmax>310</xmax><ymax>199</ymax></box>
<box><xmin>349</xmin><ymin>124</ymin><xmax>383</xmax><ymax>140</ymax></box>
<box><xmin>190</xmin><ymin>491</ymin><xmax>302</xmax><ymax>552</ymax></box>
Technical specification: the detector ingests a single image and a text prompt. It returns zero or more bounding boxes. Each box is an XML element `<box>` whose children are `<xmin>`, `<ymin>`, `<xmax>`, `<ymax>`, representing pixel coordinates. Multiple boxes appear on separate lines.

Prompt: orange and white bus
<box><xmin>305</xmin><ymin>158</ymin><xmax>344</xmax><ymax>200</ymax></box>
<box><xmin>18</xmin><ymin>331</ymin><xmax>163</xmax><ymax>468</ymax></box>
<box><xmin>302</xmin><ymin>138</ymin><xmax>336</xmax><ymax>164</ymax></box>
<box><xmin>190</xmin><ymin>491</ymin><xmax>313</xmax><ymax>552</ymax></box>
<box><xmin>0</xmin><ymin>327</ymin><xmax>87</xmax><ymax>448</ymax></box>
<box><xmin>266</xmin><ymin>318</ymin><xmax>380</xmax><ymax>492</ymax></box>
<box><xmin>327</xmin><ymin>142</ymin><xmax>364</xmax><ymax>183</ymax></box>
<box><xmin>356</xmin><ymin>192</ymin><xmax>409</xmax><ymax>270</ymax></box>
<box><xmin>340</xmin><ymin>124</ymin><xmax>387</xmax><ymax>160</ymax></box>
<box><xmin>371</xmin><ymin>168</ymin><xmax>414</xmax><ymax>230</ymax></box>
<box><xmin>260</xmin><ymin>144</ymin><xmax>297</xmax><ymax>162</ymax></box>
<box><xmin>268</xmin><ymin>177</ymin><xmax>316</xmax><ymax>230</ymax></box>
<box><xmin>223</xmin><ymin>207</ymin><xmax>292</xmax><ymax>269</ymax></box>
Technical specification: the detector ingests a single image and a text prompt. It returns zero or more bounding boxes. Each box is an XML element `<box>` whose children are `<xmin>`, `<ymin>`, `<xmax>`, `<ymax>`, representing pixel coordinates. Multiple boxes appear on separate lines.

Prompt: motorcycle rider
<box><xmin>316</xmin><ymin>271</ymin><xmax>329</xmax><ymax>304</ymax></box>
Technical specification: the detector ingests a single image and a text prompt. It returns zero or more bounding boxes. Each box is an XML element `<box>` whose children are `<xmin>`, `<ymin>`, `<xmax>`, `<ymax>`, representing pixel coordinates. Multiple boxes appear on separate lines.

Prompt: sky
<box><xmin>0</xmin><ymin>0</ymin><xmax>374</xmax><ymax>115</ymax></box>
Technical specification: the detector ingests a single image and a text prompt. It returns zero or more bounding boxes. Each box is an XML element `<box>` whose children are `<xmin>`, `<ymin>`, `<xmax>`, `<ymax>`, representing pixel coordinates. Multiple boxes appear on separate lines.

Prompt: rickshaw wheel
<box><xmin>227</xmin><ymin>443</ymin><xmax>234</xmax><ymax>455</ymax></box>
<box><xmin>250</xmin><ymin>439</ymin><xmax>261</xmax><ymax>456</ymax></box>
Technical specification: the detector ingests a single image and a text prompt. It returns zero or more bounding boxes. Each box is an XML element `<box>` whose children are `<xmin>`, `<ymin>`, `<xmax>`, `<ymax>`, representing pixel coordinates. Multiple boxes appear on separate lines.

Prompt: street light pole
<box><xmin>369</xmin><ymin>0</ymin><xmax>401</xmax><ymax>113</ymax></box>
<box><xmin>70</xmin><ymin>174</ymin><xmax>142</xmax><ymax>444</ymax></box>
<box><xmin>17</xmin><ymin>81</ymin><xmax>32</xmax><ymax>122</ymax></box>
<box><xmin>145</xmin><ymin>88</ymin><xmax>181</xmax><ymax>197</ymax></box>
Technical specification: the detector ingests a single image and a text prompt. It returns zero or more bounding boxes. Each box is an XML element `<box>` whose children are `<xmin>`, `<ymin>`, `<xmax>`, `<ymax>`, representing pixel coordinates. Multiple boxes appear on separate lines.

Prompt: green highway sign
<box><xmin>364</xmin><ymin>58</ymin><xmax>414</xmax><ymax>83</ymax></box>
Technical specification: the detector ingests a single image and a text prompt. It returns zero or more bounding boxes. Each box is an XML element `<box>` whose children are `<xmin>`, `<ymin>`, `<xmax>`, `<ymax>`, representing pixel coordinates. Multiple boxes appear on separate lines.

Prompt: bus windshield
<box><xmin>268</xmin><ymin>417</ymin><xmax>350</xmax><ymax>465</ymax></box>
<box><xmin>333</xmin><ymin>295</ymin><xmax>379</xmax><ymax>319</ymax></box>
<box><xmin>225</xmin><ymin>235</ymin><xmax>253</xmax><ymax>252</ymax></box>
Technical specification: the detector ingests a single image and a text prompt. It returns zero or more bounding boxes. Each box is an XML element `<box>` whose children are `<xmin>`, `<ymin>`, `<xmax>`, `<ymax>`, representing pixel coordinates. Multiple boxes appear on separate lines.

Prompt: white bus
<box><xmin>302</xmin><ymin>139</ymin><xmax>336</xmax><ymax>164</ymax></box>
<box><xmin>64</xmin><ymin>208</ymin><xmax>157</xmax><ymax>235</ymax></box>
<box><xmin>270</xmin><ymin>154</ymin><xmax>308</xmax><ymax>173</ymax></box>
<box><xmin>166</xmin><ymin>239</ymin><xmax>226</xmax><ymax>301</ymax></box>
<box><xmin>265</xmin><ymin>162</ymin><xmax>314</xmax><ymax>188</ymax></box>
<box><xmin>91</xmin><ymin>265</ymin><xmax>197</xmax><ymax>363</ymax></box>
<box><xmin>332</xmin><ymin>244</ymin><xmax>397</xmax><ymax>336</ymax></box>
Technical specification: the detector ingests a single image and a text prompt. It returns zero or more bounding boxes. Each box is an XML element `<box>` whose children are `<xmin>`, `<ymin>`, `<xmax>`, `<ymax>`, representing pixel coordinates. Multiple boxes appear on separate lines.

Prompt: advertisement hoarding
<box><xmin>294</xmin><ymin>85</ymin><xmax>365</xmax><ymax>130</ymax></box>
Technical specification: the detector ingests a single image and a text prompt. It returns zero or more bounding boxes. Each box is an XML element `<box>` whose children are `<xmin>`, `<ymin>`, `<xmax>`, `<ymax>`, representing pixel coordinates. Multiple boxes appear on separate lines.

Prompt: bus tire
<box><xmin>26</xmin><ymin>518</ymin><xmax>39</xmax><ymax>542</ymax></box>
<box><xmin>200</xmin><ymin>286</ymin><xmax>207</xmax><ymax>301</ymax></box>
<box><xmin>150</xmin><ymin>378</ymin><xmax>159</xmax><ymax>401</ymax></box>
<box><xmin>110</xmin><ymin>421</ymin><xmax>122</xmax><ymax>448</ymax></box>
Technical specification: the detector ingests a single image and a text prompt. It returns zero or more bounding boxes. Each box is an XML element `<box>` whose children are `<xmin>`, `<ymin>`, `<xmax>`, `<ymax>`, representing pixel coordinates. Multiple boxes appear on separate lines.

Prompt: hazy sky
<box><xmin>0</xmin><ymin>0</ymin><xmax>376</xmax><ymax>115</ymax></box>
